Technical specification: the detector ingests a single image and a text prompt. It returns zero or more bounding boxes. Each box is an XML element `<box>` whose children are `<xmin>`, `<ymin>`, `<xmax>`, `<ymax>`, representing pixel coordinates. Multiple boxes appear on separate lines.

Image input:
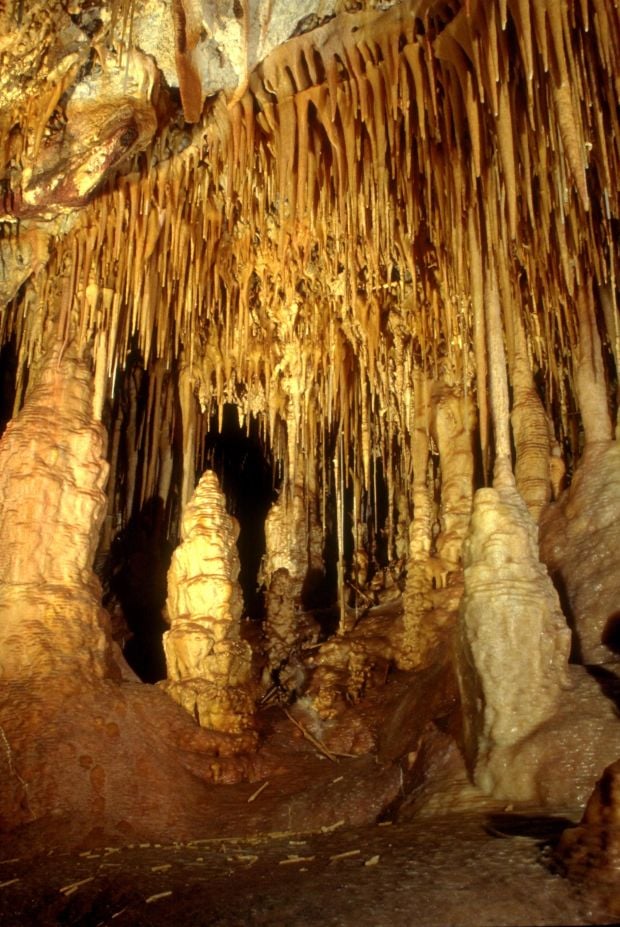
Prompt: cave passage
<box><xmin>203</xmin><ymin>403</ymin><xmax>280</xmax><ymax>621</ymax></box>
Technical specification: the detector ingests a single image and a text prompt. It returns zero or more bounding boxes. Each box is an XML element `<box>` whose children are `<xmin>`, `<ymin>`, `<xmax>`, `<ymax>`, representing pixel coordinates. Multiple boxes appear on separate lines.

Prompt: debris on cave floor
<box><xmin>0</xmin><ymin>812</ymin><xmax>613</xmax><ymax>927</ymax></box>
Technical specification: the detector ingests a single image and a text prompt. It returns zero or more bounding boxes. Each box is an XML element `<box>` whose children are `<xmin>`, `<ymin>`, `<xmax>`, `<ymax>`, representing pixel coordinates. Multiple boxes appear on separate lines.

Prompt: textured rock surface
<box><xmin>540</xmin><ymin>440</ymin><xmax>620</xmax><ymax>665</ymax></box>
<box><xmin>556</xmin><ymin>757</ymin><xmax>620</xmax><ymax>908</ymax></box>
<box><xmin>133</xmin><ymin>0</ymin><xmax>341</xmax><ymax>120</ymax></box>
<box><xmin>456</xmin><ymin>476</ymin><xmax>570</xmax><ymax>795</ymax></box>
<box><xmin>163</xmin><ymin>470</ymin><xmax>257</xmax><ymax>746</ymax></box>
<box><xmin>432</xmin><ymin>386</ymin><xmax>475</xmax><ymax>570</ymax></box>
<box><xmin>0</xmin><ymin>340</ymin><xmax>116</xmax><ymax>680</ymax></box>
<box><xmin>456</xmin><ymin>473</ymin><xmax>620</xmax><ymax>804</ymax></box>
<box><xmin>262</xmin><ymin>483</ymin><xmax>322</xmax><ymax>677</ymax></box>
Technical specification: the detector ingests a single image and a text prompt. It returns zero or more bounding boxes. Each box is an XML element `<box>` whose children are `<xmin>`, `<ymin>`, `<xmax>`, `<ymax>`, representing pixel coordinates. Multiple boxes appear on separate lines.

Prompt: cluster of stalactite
<box><xmin>1</xmin><ymin>0</ymin><xmax>618</xmax><ymax>617</ymax></box>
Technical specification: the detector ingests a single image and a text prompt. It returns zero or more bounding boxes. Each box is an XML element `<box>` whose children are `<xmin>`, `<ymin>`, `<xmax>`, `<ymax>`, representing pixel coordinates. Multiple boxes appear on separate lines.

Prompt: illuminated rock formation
<box><xmin>457</xmin><ymin>467</ymin><xmax>620</xmax><ymax>805</ymax></box>
<box><xmin>163</xmin><ymin>470</ymin><xmax>257</xmax><ymax>748</ymax></box>
<box><xmin>0</xmin><ymin>0</ymin><xmax>619</xmax><ymax>872</ymax></box>
<box><xmin>456</xmin><ymin>476</ymin><xmax>572</xmax><ymax>797</ymax></box>
<box><xmin>432</xmin><ymin>386</ymin><xmax>475</xmax><ymax>571</ymax></box>
<box><xmin>0</xmin><ymin>337</ymin><xmax>116</xmax><ymax>681</ymax></box>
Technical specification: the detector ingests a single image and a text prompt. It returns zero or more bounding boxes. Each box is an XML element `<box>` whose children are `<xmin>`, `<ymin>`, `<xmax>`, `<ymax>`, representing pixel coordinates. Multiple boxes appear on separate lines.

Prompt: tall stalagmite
<box><xmin>163</xmin><ymin>470</ymin><xmax>257</xmax><ymax>749</ymax></box>
<box><xmin>0</xmin><ymin>337</ymin><xmax>115</xmax><ymax>681</ymax></box>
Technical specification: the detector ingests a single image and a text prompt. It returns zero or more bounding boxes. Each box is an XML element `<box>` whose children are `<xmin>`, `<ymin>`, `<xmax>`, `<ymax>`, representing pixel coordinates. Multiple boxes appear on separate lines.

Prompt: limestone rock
<box><xmin>132</xmin><ymin>0</ymin><xmax>340</xmax><ymax>120</ymax></box>
<box><xmin>540</xmin><ymin>441</ymin><xmax>620</xmax><ymax>665</ymax></box>
<box><xmin>0</xmin><ymin>340</ymin><xmax>116</xmax><ymax>680</ymax></box>
<box><xmin>162</xmin><ymin>470</ymin><xmax>257</xmax><ymax>747</ymax></box>
<box><xmin>261</xmin><ymin>483</ymin><xmax>322</xmax><ymax>677</ymax></box>
<box><xmin>455</xmin><ymin>477</ymin><xmax>572</xmax><ymax>797</ymax></box>
<box><xmin>556</xmin><ymin>758</ymin><xmax>620</xmax><ymax>903</ymax></box>
<box><xmin>456</xmin><ymin>474</ymin><xmax>620</xmax><ymax>805</ymax></box>
<box><xmin>432</xmin><ymin>386</ymin><xmax>475</xmax><ymax>570</ymax></box>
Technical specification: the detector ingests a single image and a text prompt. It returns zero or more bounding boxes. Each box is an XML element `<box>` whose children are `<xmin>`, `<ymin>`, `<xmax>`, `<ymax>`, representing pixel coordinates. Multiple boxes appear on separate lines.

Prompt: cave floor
<box><xmin>0</xmin><ymin>812</ymin><xmax>615</xmax><ymax>927</ymax></box>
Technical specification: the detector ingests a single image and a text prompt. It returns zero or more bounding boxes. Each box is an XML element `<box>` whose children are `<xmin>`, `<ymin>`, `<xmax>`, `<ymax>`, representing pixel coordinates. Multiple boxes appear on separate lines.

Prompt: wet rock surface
<box><xmin>0</xmin><ymin>813</ymin><xmax>613</xmax><ymax>926</ymax></box>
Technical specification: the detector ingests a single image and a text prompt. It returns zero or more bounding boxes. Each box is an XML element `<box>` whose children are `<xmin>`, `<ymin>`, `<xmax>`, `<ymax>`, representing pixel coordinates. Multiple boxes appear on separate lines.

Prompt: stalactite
<box><xmin>510</xmin><ymin>307</ymin><xmax>552</xmax><ymax>522</ymax></box>
<box><xmin>484</xmin><ymin>261</ymin><xmax>513</xmax><ymax>485</ymax></box>
<box><xmin>575</xmin><ymin>282</ymin><xmax>614</xmax><ymax>444</ymax></box>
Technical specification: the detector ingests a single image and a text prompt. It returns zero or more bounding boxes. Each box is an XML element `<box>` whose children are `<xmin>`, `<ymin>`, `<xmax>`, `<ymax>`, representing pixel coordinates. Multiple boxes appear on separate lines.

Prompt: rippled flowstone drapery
<box><xmin>162</xmin><ymin>470</ymin><xmax>257</xmax><ymax>749</ymax></box>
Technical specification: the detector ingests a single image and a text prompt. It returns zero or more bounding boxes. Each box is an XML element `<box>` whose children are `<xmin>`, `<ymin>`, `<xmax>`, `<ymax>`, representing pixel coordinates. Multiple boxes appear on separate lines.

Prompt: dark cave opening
<box><xmin>203</xmin><ymin>403</ymin><xmax>281</xmax><ymax>622</ymax></box>
<box><xmin>0</xmin><ymin>336</ymin><xmax>17</xmax><ymax>437</ymax></box>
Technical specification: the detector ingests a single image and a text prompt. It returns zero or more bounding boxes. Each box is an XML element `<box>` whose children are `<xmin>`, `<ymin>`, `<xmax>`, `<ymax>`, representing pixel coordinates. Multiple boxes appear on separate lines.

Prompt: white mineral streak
<box><xmin>163</xmin><ymin>470</ymin><xmax>256</xmax><ymax>745</ymax></box>
<box><xmin>540</xmin><ymin>440</ymin><xmax>620</xmax><ymax>665</ymax></box>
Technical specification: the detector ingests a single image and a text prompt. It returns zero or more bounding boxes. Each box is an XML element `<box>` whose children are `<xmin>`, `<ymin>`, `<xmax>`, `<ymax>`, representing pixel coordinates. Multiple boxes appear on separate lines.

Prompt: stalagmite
<box><xmin>455</xmin><ymin>474</ymin><xmax>573</xmax><ymax>799</ymax></box>
<box><xmin>0</xmin><ymin>0</ymin><xmax>619</xmax><ymax>891</ymax></box>
<box><xmin>162</xmin><ymin>469</ymin><xmax>257</xmax><ymax>749</ymax></box>
<box><xmin>0</xmin><ymin>336</ymin><xmax>117</xmax><ymax>681</ymax></box>
<box><xmin>457</xmin><ymin>258</ymin><xmax>620</xmax><ymax>805</ymax></box>
<box><xmin>261</xmin><ymin>477</ymin><xmax>322</xmax><ymax>685</ymax></box>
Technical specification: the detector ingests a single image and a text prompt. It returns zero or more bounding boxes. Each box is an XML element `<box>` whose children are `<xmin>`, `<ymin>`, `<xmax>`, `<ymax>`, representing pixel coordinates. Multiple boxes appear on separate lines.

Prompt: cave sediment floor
<box><xmin>2</xmin><ymin>648</ymin><xmax>618</xmax><ymax>927</ymax></box>
<box><xmin>0</xmin><ymin>806</ymin><xmax>612</xmax><ymax>926</ymax></box>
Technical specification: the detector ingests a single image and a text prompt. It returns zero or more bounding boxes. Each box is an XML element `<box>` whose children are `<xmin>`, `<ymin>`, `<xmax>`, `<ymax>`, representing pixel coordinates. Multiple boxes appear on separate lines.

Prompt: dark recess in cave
<box><xmin>0</xmin><ymin>336</ymin><xmax>17</xmax><ymax>437</ymax></box>
<box><xmin>108</xmin><ymin>495</ymin><xmax>171</xmax><ymax>683</ymax></box>
<box><xmin>203</xmin><ymin>403</ymin><xmax>280</xmax><ymax>622</ymax></box>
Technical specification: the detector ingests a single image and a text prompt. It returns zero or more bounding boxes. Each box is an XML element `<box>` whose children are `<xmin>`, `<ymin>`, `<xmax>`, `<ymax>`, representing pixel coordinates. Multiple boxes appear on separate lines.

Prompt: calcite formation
<box><xmin>0</xmin><ymin>337</ymin><xmax>116</xmax><ymax>681</ymax></box>
<box><xmin>0</xmin><ymin>0</ymin><xmax>619</xmax><ymax>890</ymax></box>
<box><xmin>456</xmin><ymin>469</ymin><xmax>620</xmax><ymax>805</ymax></box>
<box><xmin>540</xmin><ymin>441</ymin><xmax>620</xmax><ymax>665</ymax></box>
<box><xmin>163</xmin><ymin>470</ymin><xmax>257</xmax><ymax>747</ymax></box>
<box><xmin>455</xmin><ymin>474</ymin><xmax>572</xmax><ymax>798</ymax></box>
<box><xmin>261</xmin><ymin>482</ymin><xmax>322</xmax><ymax>679</ymax></box>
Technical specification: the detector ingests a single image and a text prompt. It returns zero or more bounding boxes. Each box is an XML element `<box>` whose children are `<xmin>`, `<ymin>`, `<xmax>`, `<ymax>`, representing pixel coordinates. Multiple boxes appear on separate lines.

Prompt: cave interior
<box><xmin>0</xmin><ymin>0</ymin><xmax>620</xmax><ymax>921</ymax></box>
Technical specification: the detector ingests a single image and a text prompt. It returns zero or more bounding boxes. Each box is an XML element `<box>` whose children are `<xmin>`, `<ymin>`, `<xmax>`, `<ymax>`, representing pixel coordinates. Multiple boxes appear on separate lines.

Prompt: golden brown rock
<box><xmin>0</xmin><ymin>338</ymin><xmax>116</xmax><ymax>680</ymax></box>
<box><xmin>432</xmin><ymin>385</ymin><xmax>475</xmax><ymax>570</ymax></box>
<box><xmin>262</xmin><ymin>482</ymin><xmax>322</xmax><ymax>678</ymax></box>
<box><xmin>162</xmin><ymin>470</ymin><xmax>257</xmax><ymax>747</ymax></box>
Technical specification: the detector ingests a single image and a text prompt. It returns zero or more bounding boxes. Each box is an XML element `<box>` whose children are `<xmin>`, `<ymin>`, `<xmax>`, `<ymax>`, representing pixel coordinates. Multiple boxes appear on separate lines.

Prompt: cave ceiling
<box><xmin>0</xmin><ymin>0</ymin><xmax>618</xmax><ymax>550</ymax></box>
